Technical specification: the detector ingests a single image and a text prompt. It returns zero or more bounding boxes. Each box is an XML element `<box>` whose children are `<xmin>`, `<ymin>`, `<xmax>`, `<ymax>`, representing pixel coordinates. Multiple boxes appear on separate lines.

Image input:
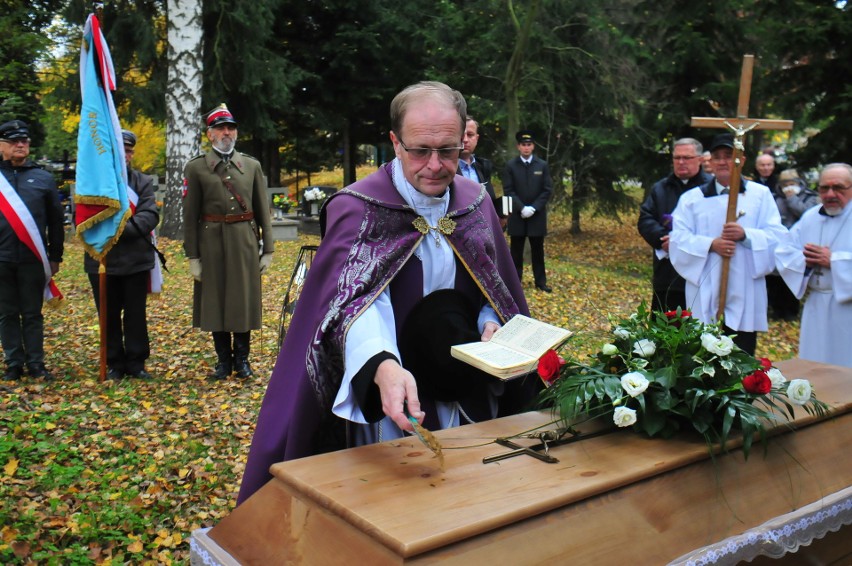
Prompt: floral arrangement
<box><xmin>304</xmin><ymin>187</ymin><xmax>327</xmax><ymax>202</ymax></box>
<box><xmin>537</xmin><ymin>304</ymin><xmax>829</xmax><ymax>457</ymax></box>
<box><xmin>272</xmin><ymin>193</ymin><xmax>297</xmax><ymax>210</ymax></box>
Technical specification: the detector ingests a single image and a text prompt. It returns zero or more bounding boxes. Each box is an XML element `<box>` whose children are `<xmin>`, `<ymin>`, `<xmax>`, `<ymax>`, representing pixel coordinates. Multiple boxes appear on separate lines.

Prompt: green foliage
<box><xmin>539</xmin><ymin>303</ymin><xmax>830</xmax><ymax>458</ymax></box>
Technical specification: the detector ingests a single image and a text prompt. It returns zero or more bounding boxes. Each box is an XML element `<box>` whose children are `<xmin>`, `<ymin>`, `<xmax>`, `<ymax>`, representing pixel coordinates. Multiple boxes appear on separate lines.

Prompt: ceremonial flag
<box><xmin>74</xmin><ymin>13</ymin><xmax>130</xmax><ymax>258</ymax></box>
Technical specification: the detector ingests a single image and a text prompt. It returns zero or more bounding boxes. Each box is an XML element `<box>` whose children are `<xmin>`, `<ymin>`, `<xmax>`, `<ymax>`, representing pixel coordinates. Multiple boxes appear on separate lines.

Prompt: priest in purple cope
<box><xmin>238</xmin><ymin>82</ymin><xmax>535</xmax><ymax>504</ymax></box>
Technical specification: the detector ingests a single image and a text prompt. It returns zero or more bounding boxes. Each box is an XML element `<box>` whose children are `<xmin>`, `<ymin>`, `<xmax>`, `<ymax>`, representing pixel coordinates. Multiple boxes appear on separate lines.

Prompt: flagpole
<box><xmin>99</xmin><ymin>261</ymin><xmax>108</xmax><ymax>381</ymax></box>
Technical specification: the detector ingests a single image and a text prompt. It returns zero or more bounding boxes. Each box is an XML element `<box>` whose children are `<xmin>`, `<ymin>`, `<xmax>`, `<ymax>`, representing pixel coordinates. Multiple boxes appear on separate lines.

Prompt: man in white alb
<box><xmin>775</xmin><ymin>163</ymin><xmax>852</xmax><ymax>367</ymax></box>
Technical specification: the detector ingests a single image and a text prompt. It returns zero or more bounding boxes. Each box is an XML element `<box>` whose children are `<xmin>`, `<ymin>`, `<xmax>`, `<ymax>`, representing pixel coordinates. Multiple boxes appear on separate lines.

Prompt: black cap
<box><xmin>205</xmin><ymin>103</ymin><xmax>237</xmax><ymax>128</ymax></box>
<box><xmin>121</xmin><ymin>129</ymin><xmax>137</xmax><ymax>148</ymax></box>
<box><xmin>709</xmin><ymin>133</ymin><xmax>735</xmax><ymax>152</ymax></box>
<box><xmin>0</xmin><ymin>120</ymin><xmax>30</xmax><ymax>141</ymax></box>
<box><xmin>515</xmin><ymin>130</ymin><xmax>535</xmax><ymax>143</ymax></box>
<box><xmin>398</xmin><ymin>289</ymin><xmax>493</xmax><ymax>402</ymax></box>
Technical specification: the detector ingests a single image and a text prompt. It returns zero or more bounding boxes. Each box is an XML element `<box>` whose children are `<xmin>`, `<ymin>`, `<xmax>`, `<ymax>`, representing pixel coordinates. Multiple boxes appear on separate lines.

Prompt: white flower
<box><xmin>701</xmin><ymin>333</ymin><xmax>734</xmax><ymax>356</ymax></box>
<box><xmin>614</xmin><ymin>327</ymin><xmax>631</xmax><ymax>339</ymax></box>
<box><xmin>767</xmin><ymin>368</ymin><xmax>786</xmax><ymax>388</ymax></box>
<box><xmin>613</xmin><ymin>406</ymin><xmax>637</xmax><ymax>427</ymax></box>
<box><xmin>787</xmin><ymin>379</ymin><xmax>812</xmax><ymax>406</ymax></box>
<box><xmin>621</xmin><ymin>372</ymin><xmax>650</xmax><ymax>397</ymax></box>
<box><xmin>632</xmin><ymin>339</ymin><xmax>656</xmax><ymax>357</ymax></box>
<box><xmin>305</xmin><ymin>188</ymin><xmax>327</xmax><ymax>201</ymax></box>
<box><xmin>601</xmin><ymin>343</ymin><xmax>618</xmax><ymax>356</ymax></box>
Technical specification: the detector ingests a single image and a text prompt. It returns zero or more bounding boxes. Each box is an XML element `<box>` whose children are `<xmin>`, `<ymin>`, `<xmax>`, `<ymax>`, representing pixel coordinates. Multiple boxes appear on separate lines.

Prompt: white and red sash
<box><xmin>126</xmin><ymin>183</ymin><xmax>163</xmax><ymax>294</ymax></box>
<box><xmin>0</xmin><ymin>173</ymin><xmax>63</xmax><ymax>302</ymax></box>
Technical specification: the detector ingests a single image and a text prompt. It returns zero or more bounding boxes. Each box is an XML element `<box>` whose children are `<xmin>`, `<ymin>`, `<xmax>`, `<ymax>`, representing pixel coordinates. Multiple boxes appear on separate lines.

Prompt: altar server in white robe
<box><xmin>670</xmin><ymin>134</ymin><xmax>787</xmax><ymax>355</ymax></box>
<box><xmin>775</xmin><ymin>163</ymin><xmax>852</xmax><ymax>367</ymax></box>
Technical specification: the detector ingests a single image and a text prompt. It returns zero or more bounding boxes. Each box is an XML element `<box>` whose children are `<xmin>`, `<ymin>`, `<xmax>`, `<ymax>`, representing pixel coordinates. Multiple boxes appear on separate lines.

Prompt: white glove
<box><xmin>259</xmin><ymin>253</ymin><xmax>273</xmax><ymax>274</ymax></box>
<box><xmin>521</xmin><ymin>206</ymin><xmax>536</xmax><ymax>219</ymax></box>
<box><xmin>189</xmin><ymin>258</ymin><xmax>202</xmax><ymax>282</ymax></box>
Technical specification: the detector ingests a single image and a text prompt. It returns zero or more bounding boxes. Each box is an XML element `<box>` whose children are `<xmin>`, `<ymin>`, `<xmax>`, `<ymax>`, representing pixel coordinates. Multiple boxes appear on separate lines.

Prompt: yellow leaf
<box><xmin>44</xmin><ymin>422</ymin><xmax>57</xmax><ymax>430</ymax></box>
<box><xmin>127</xmin><ymin>540</ymin><xmax>144</xmax><ymax>553</ymax></box>
<box><xmin>4</xmin><ymin>458</ymin><xmax>18</xmax><ymax>477</ymax></box>
<box><xmin>142</xmin><ymin>401</ymin><xmax>153</xmax><ymax>409</ymax></box>
<box><xmin>178</xmin><ymin>468</ymin><xmax>190</xmax><ymax>479</ymax></box>
<box><xmin>177</xmin><ymin>407</ymin><xmax>188</xmax><ymax>416</ymax></box>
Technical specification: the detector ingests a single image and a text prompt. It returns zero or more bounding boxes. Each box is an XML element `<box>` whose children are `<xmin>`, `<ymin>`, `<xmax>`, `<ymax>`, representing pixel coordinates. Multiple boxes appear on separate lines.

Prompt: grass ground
<box><xmin>0</xmin><ymin>209</ymin><xmax>800</xmax><ymax>564</ymax></box>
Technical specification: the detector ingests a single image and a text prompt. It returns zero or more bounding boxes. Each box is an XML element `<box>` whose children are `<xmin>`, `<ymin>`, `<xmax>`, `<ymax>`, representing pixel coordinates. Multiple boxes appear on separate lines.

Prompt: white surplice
<box><xmin>332</xmin><ymin>159</ymin><xmax>502</xmax><ymax>445</ymax></box>
<box><xmin>670</xmin><ymin>181</ymin><xmax>787</xmax><ymax>331</ymax></box>
<box><xmin>775</xmin><ymin>203</ymin><xmax>852</xmax><ymax>367</ymax></box>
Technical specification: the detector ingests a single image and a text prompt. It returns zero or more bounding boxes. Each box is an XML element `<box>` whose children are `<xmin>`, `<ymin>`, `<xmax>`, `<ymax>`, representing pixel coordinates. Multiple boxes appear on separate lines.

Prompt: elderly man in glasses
<box><xmin>239</xmin><ymin>81</ymin><xmax>532</xmax><ymax>504</ymax></box>
<box><xmin>638</xmin><ymin>138</ymin><xmax>711</xmax><ymax>312</ymax></box>
<box><xmin>775</xmin><ymin>163</ymin><xmax>852</xmax><ymax>367</ymax></box>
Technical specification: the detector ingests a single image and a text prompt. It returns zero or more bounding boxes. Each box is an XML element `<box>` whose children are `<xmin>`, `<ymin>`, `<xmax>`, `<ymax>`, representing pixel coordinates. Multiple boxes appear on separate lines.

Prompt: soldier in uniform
<box><xmin>183</xmin><ymin>105</ymin><xmax>274</xmax><ymax>380</ymax></box>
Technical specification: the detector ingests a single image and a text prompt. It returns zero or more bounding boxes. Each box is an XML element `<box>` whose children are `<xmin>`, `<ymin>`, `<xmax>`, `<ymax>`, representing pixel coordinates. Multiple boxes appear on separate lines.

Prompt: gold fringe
<box><xmin>78</xmin><ymin>207</ymin><xmax>132</xmax><ymax>262</ymax></box>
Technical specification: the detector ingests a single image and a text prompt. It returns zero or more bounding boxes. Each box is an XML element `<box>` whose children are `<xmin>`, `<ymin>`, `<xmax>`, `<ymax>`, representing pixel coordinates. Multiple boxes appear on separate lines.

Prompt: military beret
<box><xmin>515</xmin><ymin>130</ymin><xmax>535</xmax><ymax>143</ymax></box>
<box><xmin>0</xmin><ymin>120</ymin><xmax>30</xmax><ymax>140</ymax></box>
<box><xmin>205</xmin><ymin>104</ymin><xmax>237</xmax><ymax>128</ymax></box>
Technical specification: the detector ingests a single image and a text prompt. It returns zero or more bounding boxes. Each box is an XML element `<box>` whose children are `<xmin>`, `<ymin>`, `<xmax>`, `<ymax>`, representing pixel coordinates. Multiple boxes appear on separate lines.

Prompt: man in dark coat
<box><xmin>458</xmin><ymin>116</ymin><xmax>506</xmax><ymax>227</ymax></box>
<box><xmin>502</xmin><ymin>130</ymin><xmax>553</xmax><ymax>292</ymax></box>
<box><xmin>183</xmin><ymin>105</ymin><xmax>275</xmax><ymax>380</ymax></box>
<box><xmin>0</xmin><ymin>120</ymin><xmax>64</xmax><ymax>381</ymax></box>
<box><xmin>238</xmin><ymin>82</ymin><xmax>535</xmax><ymax>504</ymax></box>
<box><xmin>638</xmin><ymin>138</ymin><xmax>711</xmax><ymax>312</ymax></box>
<box><xmin>84</xmin><ymin>130</ymin><xmax>159</xmax><ymax>379</ymax></box>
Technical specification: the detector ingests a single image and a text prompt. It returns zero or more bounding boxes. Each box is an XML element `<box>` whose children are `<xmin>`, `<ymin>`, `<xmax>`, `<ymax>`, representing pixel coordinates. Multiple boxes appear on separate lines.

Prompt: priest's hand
<box><xmin>803</xmin><ymin>243</ymin><xmax>831</xmax><ymax>269</ymax></box>
<box><xmin>481</xmin><ymin>321</ymin><xmax>500</xmax><ymax>341</ymax></box>
<box><xmin>189</xmin><ymin>258</ymin><xmax>202</xmax><ymax>281</ymax></box>
<box><xmin>721</xmin><ymin>222</ymin><xmax>746</xmax><ymax>242</ymax></box>
<box><xmin>711</xmin><ymin>238</ymin><xmax>737</xmax><ymax>258</ymax></box>
<box><xmin>259</xmin><ymin>253</ymin><xmax>273</xmax><ymax>274</ymax></box>
<box><xmin>374</xmin><ymin>359</ymin><xmax>424</xmax><ymax>432</ymax></box>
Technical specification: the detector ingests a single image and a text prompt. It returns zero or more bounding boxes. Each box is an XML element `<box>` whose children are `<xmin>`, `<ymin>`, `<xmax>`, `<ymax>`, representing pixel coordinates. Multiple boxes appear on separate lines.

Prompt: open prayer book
<box><xmin>450</xmin><ymin>315</ymin><xmax>572</xmax><ymax>380</ymax></box>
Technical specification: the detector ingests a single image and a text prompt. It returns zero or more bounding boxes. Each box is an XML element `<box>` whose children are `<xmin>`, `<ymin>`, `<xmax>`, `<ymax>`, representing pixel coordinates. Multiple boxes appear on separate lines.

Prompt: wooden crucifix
<box><xmin>691</xmin><ymin>54</ymin><xmax>794</xmax><ymax>321</ymax></box>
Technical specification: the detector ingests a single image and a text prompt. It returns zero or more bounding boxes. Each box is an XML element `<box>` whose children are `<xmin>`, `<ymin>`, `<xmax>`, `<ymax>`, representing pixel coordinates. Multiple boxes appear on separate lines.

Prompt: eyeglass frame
<box><xmin>817</xmin><ymin>184</ymin><xmax>852</xmax><ymax>194</ymax></box>
<box><xmin>397</xmin><ymin>137</ymin><xmax>463</xmax><ymax>162</ymax></box>
<box><xmin>672</xmin><ymin>155</ymin><xmax>700</xmax><ymax>162</ymax></box>
<box><xmin>3</xmin><ymin>138</ymin><xmax>31</xmax><ymax>146</ymax></box>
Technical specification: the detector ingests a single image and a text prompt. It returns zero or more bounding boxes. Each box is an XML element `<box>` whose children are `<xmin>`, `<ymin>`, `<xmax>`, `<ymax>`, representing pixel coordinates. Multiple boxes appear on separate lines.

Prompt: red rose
<box><xmin>742</xmin><ymin>370</ymin><xmax>771</xmax><ymax>395</ymax></box>
<box><xmin>537</xmin><ymin>349</ymin><xmax>565</xmax><ymax>385</ymax></box>
<box><xmin>758</xmin><ymin>357</ymin><xmax>772</xmax><ymax>370</ymax></box>
<box><xmin>664</xmin><ymin>310</ymin><xmax>692</xmax><ymax>319</ymax></box>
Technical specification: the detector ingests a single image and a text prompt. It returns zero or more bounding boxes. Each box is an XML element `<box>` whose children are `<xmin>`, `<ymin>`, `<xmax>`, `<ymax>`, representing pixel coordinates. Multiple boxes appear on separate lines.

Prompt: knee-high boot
<box><xmin>233</xmin><ymin>331</ymin><xmax>253</xmax><ymax>379</ymax></box>
<box><xmin>209</xmin><ymin>331</ymin><xmax>233</xmax><ymax>380</ymax></box>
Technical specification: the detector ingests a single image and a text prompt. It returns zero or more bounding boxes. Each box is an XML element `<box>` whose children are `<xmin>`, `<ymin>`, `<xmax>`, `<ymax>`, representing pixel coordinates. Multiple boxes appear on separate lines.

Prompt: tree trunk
<box><xmin>342</xmin><ymin>119</ymin><xmax>356</xmax><ymax>186</ymax></box>
<box><xmin>161</xmin><ymin>0</ymin><xmax>203</xmax><ymax>240</ymax></box>
<box><xmin>503</xmin><ymin>0</ymin><xmax>541</xmax><ymax>154</ymax></box>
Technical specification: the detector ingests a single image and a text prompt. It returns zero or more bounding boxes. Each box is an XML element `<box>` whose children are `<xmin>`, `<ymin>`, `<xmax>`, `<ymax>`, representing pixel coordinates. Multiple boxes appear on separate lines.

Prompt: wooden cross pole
<box><xmin>690</xmin><ymin>54</ymin><xmax>793</xmax><ymax>321</ymax></box>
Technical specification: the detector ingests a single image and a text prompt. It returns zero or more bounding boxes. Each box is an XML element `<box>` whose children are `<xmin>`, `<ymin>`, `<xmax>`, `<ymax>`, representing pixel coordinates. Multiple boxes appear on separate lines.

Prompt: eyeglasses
<box><xmin>817</xmin><ymin>184</ymin><xmax>852</xmax><ymax>194</ymax></box>
<box><xmin>398</xmin><ymin>138</ymin><xmax>463</xmax><ymax>162</ymax></box>
<box><xmin>673</xmin><ymin>155</ymin><xmax>699</xmax><ymax>162</ymax></box>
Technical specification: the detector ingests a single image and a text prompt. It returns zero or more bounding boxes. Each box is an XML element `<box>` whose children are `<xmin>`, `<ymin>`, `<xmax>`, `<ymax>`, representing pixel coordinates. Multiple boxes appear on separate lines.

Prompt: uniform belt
<box><xmin>202</xmin><ymin>212</ymin><xmax>255</xmax><ymax>223</ymax></box>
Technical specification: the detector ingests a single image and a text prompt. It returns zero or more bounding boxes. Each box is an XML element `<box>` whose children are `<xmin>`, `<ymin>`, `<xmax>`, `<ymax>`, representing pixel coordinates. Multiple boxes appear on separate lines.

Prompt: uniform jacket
<box><xmin>0</xmin><ymin>159</ymin><xmax>64</xmax><ymax>264</ymax></box>
<box><xmin>638</xmin><ymin>170</ymin><xmax>712</xmax><ymax>293</ymax></box>
<box><xmin>84</xmin><ymin>168</ymin><xmax>159</xmax><ymax>275</ymax></box>
<box><xmin>502</xmin><ymin>155</ymin><xmax>552</xmax><ymax>237</ymax></box>
<box><xmin>183</xmin><ymin>149</ymin><xmax>274</xmax><ymax>332</ymax></box>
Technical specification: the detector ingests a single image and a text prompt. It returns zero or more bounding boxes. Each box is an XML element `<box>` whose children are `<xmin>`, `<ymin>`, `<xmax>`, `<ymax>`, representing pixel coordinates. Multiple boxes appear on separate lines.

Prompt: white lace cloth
<box><xmin>669</xmin><ymin>485</ymin><xmax>852</xmax><ymax>565</ymax></box>
<box><xmin>189</xmin><ymin>527</ymin><xmax>237</xmax><ymax>566</ymax></box>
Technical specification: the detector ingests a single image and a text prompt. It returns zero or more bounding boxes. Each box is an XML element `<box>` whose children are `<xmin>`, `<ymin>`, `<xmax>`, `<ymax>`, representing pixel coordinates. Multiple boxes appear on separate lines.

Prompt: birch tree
<box><xmin>161</xmin><ymin>0</ymin><xmax>203</xmax><ymax>239</ymax></box>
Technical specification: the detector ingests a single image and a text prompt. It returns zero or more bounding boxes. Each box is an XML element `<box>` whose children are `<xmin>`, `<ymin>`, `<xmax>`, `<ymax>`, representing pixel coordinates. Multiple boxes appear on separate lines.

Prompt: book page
<box><xmin>489</xmin><ymin>315</ymin><xmax>569</xmax><ymax>358</ymax></box>
<box><xmin>453</xmin><ymin>341</ymin><xmax>536</xmax><ymax>370</ymax></box>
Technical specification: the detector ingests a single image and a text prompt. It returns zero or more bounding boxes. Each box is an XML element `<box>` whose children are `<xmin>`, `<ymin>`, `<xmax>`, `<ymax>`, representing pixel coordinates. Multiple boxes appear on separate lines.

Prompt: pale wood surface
<box><xmin>210</xmin><ymin>359</ymin><xmax>852</xmax><ymax>564</ymax></box>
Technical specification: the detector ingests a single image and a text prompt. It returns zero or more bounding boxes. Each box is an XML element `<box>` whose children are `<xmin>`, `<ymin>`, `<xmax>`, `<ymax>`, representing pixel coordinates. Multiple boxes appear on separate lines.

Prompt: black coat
<box><xmin>83</xmin><ymin>168</ymin><xmax>159</xmax><ymax>275</ymax></box>
<box><xmin>471</xmin><ymin>156</ymin><xmax>505</xmax><ymax>217</ymax></box>
<box><xmin>502</xmin><ymin>155</ymin><xmax>552</xmax><ymax>237</ymax></box>
<box><xmin>637</xmin><ymin>170</ymin><xmax>711</xmax><ymax>293</ymax></box>
<box><xmin>0</xmin><ymin>159</ymin><xmax>64</xmax><ymax>264</ymax></box>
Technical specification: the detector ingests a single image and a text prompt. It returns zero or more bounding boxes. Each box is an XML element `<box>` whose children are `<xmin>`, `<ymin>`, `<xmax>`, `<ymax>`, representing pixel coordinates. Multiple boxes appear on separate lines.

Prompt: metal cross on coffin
<box><xmin>690</xmin><ymin>54</ymin><xmax>794</xmax><ymax>321</ymax></box>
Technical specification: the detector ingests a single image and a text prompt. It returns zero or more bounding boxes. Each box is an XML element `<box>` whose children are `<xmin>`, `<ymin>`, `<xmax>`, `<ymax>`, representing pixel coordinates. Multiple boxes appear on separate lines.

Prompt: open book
<box><xmin>450</xmin><ymin>315</ymin><xmax>572</xmax><ymax>380</ymax></box>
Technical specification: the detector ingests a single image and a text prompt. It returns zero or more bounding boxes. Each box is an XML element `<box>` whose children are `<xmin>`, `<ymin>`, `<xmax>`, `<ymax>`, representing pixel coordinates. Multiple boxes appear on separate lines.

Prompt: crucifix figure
<box><xmin>690</xmin><ymin>54</ymin><xmax>794</xmax><ymax>321</ymax></box>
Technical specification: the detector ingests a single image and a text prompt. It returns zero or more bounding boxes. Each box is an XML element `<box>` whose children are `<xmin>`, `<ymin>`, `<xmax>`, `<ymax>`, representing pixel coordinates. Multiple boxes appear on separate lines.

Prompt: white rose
<box><xmin>621</xmin><ymin>372</ymin><xmax>650</xmax><ymax>397</ymax></box>
<box><xmin>767</xmin><ymin>368</ymin><xmax>786</xmax><ymax>388</ymax></box>
<box><xmin>601</xmin><ymin>343</ymin><xmax>618</xmax><ymax>356</ymax></box>
<box><xmin>632</xmin><ymin>339</ymin><xmax>656</xmax><ymax>357</ymax></box>
<box><xmin>613</xmin><ymin>406</ymin><xmax>637</xmax><ymax>427</ymax></box>
<box><xmin>787</xmin><ymin>379</ymin><xmax>812</xmax><ymax>406</ymax></box>
<box><xmin>701</xmin><ymin>333</ymin><xmax>735</xmax><ymax>356</ymax></box>
<box><xmin>614</xmin><ymin>327</ymin><xmax>631</xmax><ymax>339</ymax></box>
